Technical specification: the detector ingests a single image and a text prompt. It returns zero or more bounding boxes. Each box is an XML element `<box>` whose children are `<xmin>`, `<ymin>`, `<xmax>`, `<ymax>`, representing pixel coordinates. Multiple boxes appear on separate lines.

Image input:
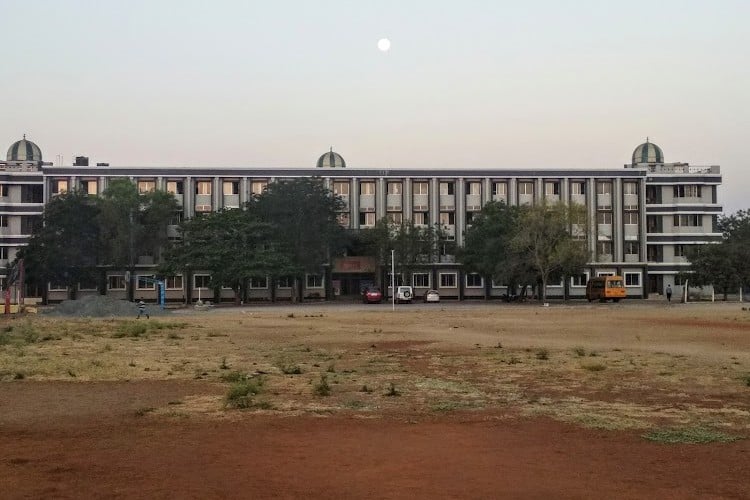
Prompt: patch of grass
<box><xmin>644</xmin><ymin>427</ymin><xmax>741</xmax><ymax>444</ymax></box>
<box><xmin>225</xmin><ymin>377</ymin><xmax>265</xmax><ymax>409</ymax></box>
<box><xmin>13</xmin><ymin>372</ymin><xmax>25</xmax><ymax>380</ymax></box>
<box><xmin>535</xmin><ymin>348</ymin><xmax>549</xmax><ymax>361</ymax></box>
<box><xmin>581</xmin><ymin>362</ymin><xmax>606</xmax><ymax>372</ymax></box>
<box><xmin>573</xmin><ymin>347</ymin><xmax>586</xmax><ymax>357</ymax></box>
<box><xmin>220</xmin><ymin>357</ymin><xmax>230</xmax><ymax>370</ymax></box>
<box><xmin>385</xmin><ymin>382</ymin><xmax>400</xmax><ymax>397</ymax></box>
<box><xmin>279</xmin><ymin>362</ymin><xmax>302</xmax><ymax>375</ymax></box>
<box><xmin>360</xmin><ymin>384</ymin><xmax>373</xmax><ymax>393</ymax></box>
<box><xmin>167</xmin><ymin>332</ymin><xmax>182</xmax><ymax>340</ymax></box>
<box><xmin>113</xmin><ymin>322</ymin><xmax>148</xmax><ymax>338</ymax></box>
<box><xmin>507</xmin><ymin>355</ymin><xmax>521</xmax><ymax>365</ymax></box>
<box><xmin>326</xmin><ymin>363</ymin><xmax>336</xmax><ymax>373</ymax></box>
<box><xmin>220</xmin><ymin>370</ymin><xmax>247</xmax><ymax>383</ymax></box>
<box><xmin>313</xmin><ymin>374</ymin><xmax>331</xmax><ymax>396</ymax></box>
<box><xmin>134</xmin><ymin>407</ymin><xmax>156</xmax><ymax>417</ymax></box>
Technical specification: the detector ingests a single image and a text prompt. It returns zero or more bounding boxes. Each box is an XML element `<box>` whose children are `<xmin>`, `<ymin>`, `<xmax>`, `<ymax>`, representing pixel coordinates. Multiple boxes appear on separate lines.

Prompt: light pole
<box><xmin>391</xmin><ymin>249</ymin><xmax>395</xmax><ymax>311</ymax></box>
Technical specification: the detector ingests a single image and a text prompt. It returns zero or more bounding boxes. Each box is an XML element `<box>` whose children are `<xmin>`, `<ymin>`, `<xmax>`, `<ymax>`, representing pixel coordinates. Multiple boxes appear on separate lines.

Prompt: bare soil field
<box><xmin>1</xmin><ymin>301</ymin><xmax>749</xmax><ymax>499</ymax></box>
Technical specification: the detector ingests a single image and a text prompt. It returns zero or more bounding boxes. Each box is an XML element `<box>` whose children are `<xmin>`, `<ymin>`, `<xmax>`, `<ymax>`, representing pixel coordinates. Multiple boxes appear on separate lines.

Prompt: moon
<box><xmin>377</xmin><ymin>38</ymin><xmax>391</xmax><ymax>52</ymax></box>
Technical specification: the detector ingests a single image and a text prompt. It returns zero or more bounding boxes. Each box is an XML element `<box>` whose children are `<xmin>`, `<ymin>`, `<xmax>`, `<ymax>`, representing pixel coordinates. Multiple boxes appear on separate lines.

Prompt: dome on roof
<box><xmin>316</xmin><ymin>148</ymin><xmax>346</xmax><ymax>168</ymax></box>
<box><xmin>7</xmin><ymin>135</ymin><xmax>42</xmax><ymax>162</ymax></box>
<box><xmin>632</xmin><ymin>140</ymin><xmax>663</xmax><ymax>165</ymax></box>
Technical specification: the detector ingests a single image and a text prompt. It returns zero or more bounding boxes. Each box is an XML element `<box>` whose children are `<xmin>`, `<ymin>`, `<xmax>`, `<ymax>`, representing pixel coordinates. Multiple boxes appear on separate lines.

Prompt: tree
<box><xmin>17</xmin><ymin>190</ymin><xmax>100</xmax><ymax>302</ymax></box>
<box><xmin>684</xmin><ymin>209</ymin><xmax>750</xmax><ymax>299</ymax></box>
<box><xmin>252</xmin><ymin>178</ymin><xmax>345</xmax><ymax>301</ymax></box>
<box><xmin>97</xmin><ymin>179</ymin><xmax>179</xmax><ymax>300</ymax></box>
<box><xmin>512</xmin><ymin>202</ymin><xmax>589</xmax><ymax>303</ymax></box>
<box><xmin>360</xmin><ymin>218</ymin><xmax>446</xmax><ymax>287</ymax></box>
<box><xmin>161</xmin><ymin>208</ymin><xmax>279</xmax><ymax>303</ymax></box>
<box><xmin>460</xmin><ymin>201</ymin><xmax>533</xmax><ymax>296</ymax></box>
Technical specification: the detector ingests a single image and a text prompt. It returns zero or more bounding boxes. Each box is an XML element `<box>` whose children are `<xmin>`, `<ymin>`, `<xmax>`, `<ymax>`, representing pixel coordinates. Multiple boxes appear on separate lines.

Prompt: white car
<box><xmin>424</xmin><ymin>290</ymin><xmax>440</xmax><ymax>303</ymax></box>
<box><xmin>395</xmin><ymin>286</ymin><xmax>413</xmax><ymax>303</ymax></box>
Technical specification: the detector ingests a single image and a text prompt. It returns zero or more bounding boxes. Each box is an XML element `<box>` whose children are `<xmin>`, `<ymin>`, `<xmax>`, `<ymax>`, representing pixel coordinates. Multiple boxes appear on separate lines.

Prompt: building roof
<box><xmin>7</xmin><ymin>135</ymin><xmax>43</xmax><ymax>162</ymax></box>
<box><xmin>632</xmin><ymin>140</ymin><xmax>664</xmax><ymax>164</ymax></box>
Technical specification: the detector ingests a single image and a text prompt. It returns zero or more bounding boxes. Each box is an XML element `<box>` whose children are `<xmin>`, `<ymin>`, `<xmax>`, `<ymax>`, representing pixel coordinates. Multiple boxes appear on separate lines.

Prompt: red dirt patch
<box><xmin>1</xmin><ymin>381</ymin><xmax>749</xmax><ymax>499</ymax></box>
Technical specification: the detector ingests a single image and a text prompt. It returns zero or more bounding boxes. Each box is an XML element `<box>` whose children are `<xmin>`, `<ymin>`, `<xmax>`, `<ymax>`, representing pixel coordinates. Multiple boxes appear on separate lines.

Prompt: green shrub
<box><xmin>313</xmin><ymin>374</ymin><xmax>331</xmax><ymax>396</ymax></box>
<box><xmin>581</xmin><ymin>362</ymin><xmax>606</xmax><ymax>372</ymax></box>
<box><xmin>535</xmin><ymin>348</ymin><xmax>549</xmax><ymax>360</ymax></box>
<box><xmin>385</xmin><ymin>383</ymin><xmax>400</xmax><ymax>397</ymax></box>
<box><xmin>225</xmin><ymin>377</ymin><xmax>265</xmax><ymax>409</ymax></box>
<box><xmin>220</xmin><ymin>370</ymin><xmax>247</xmax><ymax>383</ymax></box>
<box><xmin>573</xmin><ymin>347</ymin><xmax>586</xmax><ymax>357</ymax></box>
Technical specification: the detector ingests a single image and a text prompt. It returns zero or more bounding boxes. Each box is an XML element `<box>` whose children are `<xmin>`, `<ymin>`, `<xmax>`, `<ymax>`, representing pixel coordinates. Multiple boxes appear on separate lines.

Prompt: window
<box><xmin>21</xmin><ymin>185</ymin><xmax>43</xmax><ymax>203</ymax></box>
<box><xmin>250</xmin><ymin>181</ymin><xmax>267</xmax><ymax>195</ymax></box>
<box><xmin>333</xmin><ymin>181</ymin><xmax>349</xmax><ymax>196</ymax></box>
<box><xmin>570</xmin><ymin>182</ymin><xmax>586</xmax><ymax>195</ymax></box>
<box><xmin>624</xmin><ymin>212</ymin><xmax>639</xmax><ymax>225</ymax></box>
<box><xmin>571</xmin><ymin>273</ymin><xmax>589</xmax><ymax>287</ymax></box>
<box><xmin>673</xmin><ymin>214</ymin><xmax>701</xmax><ymax>227</ymax></box>
<box><xmin>0</xmin><ymin>247</ymin><xmax>8</xmax><ymax>260</ymax></box>
<box><xmin>359</xmin><ymin>212</ymin><xmax>376</xmax><ymax>226</ymax></box>
<box><xmin>20</xmin><ymin>215</ymin><xmax>40</xmax><ymax>234</ymax></box>
<box><xmin>674</xmin><ymin>244</ymin><xmax>690</xmax><ymax>257</ymax></box>
<box><xmin>596</xmin><ymin>182</ymin><xmax>612</xmax><ymax>195</ymax></box>
<box><xmin>466</xmin><ymin>212</ymin><xmax>477</xmax><ymax>225</ymax></box>
<box><xmin>250</xmin><ymin>277</ymin><xmax>268</xmax><ymax>289</ymax></box>
<box><xmin>167</xmin><ymin>180</ymin><xmax>184</xmax><ymax>194</ymax></box>
<box><xmin>439</xmin><ymin>182</ymin><xmax>455</xmax><ymax>196</ymax></box>
<box><xmin>194</xmin><ymin>274</ymin><xmax>211</xmax><ymax>289</ymax></box>
<box><xmin>387</xmin><ymin>212</ymin><xmax>403</xmax><ymax>225</ymax></box>
<box><xmin>597</xmin><ymin>272</ymin><xmax>615</xmax><ymax>277</ymax></box>
<box><xmin>412</xmin><ymin>181</ymin><xmax>429</xmax><ymax>195</ymax></box>
<box><xmin>544</xmin><ymin>182</ymin><xmax>560</xmax><ymax>196</ymax></box>
<box><xmin>49</xmin><ymin>282</ymin><xmax>67</xmax><ymax>291</ymax></box>
<box><xmin>387</xmin><ymin>182</ymin><xmax>402</xmax><ymax>195</ymax></box>
<box><xmin>306</xmin><ymin>274</ymin><xmax>323</xmax><ymax>288</ymax></box>
<box><xmin>413</xmin><ymin>273</ymin><xmax>430</xmax><ymax>288</ymax></box>
<box><xmin>0</xmin><ymin>184</ymin><xmax>7</xmax><ymax>197</ymax></box>
<box><xmin>597</xmin><ymin>212</ymin><xmax>613</xmax><ymax>224</ymax></box>
<box><xmin>492</xmin><ymin>182</ymin><xmax>507</xmax><ymax>197</ymax></box>
<box><xmin>439</xmin><ymin>212</ymin><xmax>455</xmax><ymax>226</ymax></box>
<box><xmin>0</xmin><ymin>215</ymin><xmax>7</xmax><ymax>227</ymax></box>
<box><xmin>137</xmin><ymin>275</ymin><xmax>156</xmax><ymax>290</ymax></box>
<box><xmin>359</xmin><ymin>182</ymin><xmax>375</xmax><ymax>195</ymax></box>
<box><xmin>465</xmin><ymin>273</ymin><xmax>483</xmax><ymax>288</ymax></box>
<box><xmin>624</xmin><ymin>272</ymin><xmax>641</xmax><ymax>286</ymax></box>
<box><xmin>165</xmin><ymin>275</ymin><xmax>183</xmax><ymax>290</ymax></box>
<box><xmin>168</xmin><ymin>211</ymin><xmax>183</xmax><ymax>225</ymax></box>
<box><xmin>78</xmin><ymin>277</ymin><xmax>97</xmax><ymax>291</ymax></box>
<box><xmin>53</xmin><ymin>179</ymin><xmax>68</xmax><ymax>194</ymax></box>
<box><xmin>440</xmin><ymin>273</ymin><xmax>457</xmax><ymax>288</ymax></box>
<box><xmin>387</xmin><ymin>273</ymin><xmax>404</xmax><ymax>287</ymax></box>
<box><xmin>623</xmin><ymin>182</ymin><xmax>638</xmax><ymax>195</ymax></box>
<box><xmin>108</xmin><ymin>275</ymin><xmax>126</xmax><ymax>290</ymax></box>
<box><xmin>466</xmin><ymin>182</ymin><xmax>481</xmax><ymax>195</ymax></box>
<box><xmin>518</xmin><ymin>182</ymin><xmax>534</xmax><ymax>195</ymax></box>
<box><xmin>223</xmin><ymin>181</ymin><xmax>239</xmax><ymax>195</ymax></box>
<box><xmin>337</xmin><ymin>213</ymin><xmax>350</xmax><ymax>227</ymax></box>
<box><xmin>83</xmin><ymin>180</ymin><xmax>98</xmax><ymax>195</ymax></box>
<box><xmin>277</xmin><ymin>276</ymin><xmax>292</xmax><ymax>288</ymax></box>
<box><xmin>597</xmin><ymin>241</ymin><xmax>613</xmax><ymax>255</ymax></box>
<box><xmin>674</xmin><ymin>185</ymin><xmax>701</xmax><ymax>198</ymax></box>
<box><xmin>196</xmin><ymin>181</ymin><xmax>212</xmax><ymax>195</ymax></box>
<box><xmin>137</xmin><ymin>180</ymin><xmax>155</xmax><ymax>193</ymax></box>
<box><xmin>625</xmin><ymin>241</ymin><xmax>640</xmax><ymax>255</ymax></box>
<box><xmin>413</xmin><ymin>212</ymin><xmax>428</xmax><ymax>225</ymax></box>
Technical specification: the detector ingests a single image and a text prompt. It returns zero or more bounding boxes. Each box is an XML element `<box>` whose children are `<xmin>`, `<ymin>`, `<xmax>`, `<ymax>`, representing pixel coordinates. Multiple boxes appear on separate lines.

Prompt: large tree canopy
<box><xmin>18</xmin><ymin>190</ymin><xmax>101</xmax><ymax>300</ymax></box>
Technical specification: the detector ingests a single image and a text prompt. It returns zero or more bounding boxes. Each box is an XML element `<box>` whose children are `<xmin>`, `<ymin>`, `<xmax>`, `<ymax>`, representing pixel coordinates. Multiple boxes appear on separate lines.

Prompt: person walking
<box><xmin>665</xmin><ymin>285</ymin><xmax>673</xmax><ymax>303</ymax></box>
<box><xmin>137</xmin><ymin>299</ymin><xmax>149</xmax><ymax>319</ymax></box>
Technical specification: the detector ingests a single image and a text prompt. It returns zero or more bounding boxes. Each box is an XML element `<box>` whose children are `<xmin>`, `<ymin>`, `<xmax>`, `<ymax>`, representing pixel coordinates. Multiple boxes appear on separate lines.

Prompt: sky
<box><xmin>1</xmin><ymin>0</ymin><xmax>748</xmax><ymax>212</ymax></box>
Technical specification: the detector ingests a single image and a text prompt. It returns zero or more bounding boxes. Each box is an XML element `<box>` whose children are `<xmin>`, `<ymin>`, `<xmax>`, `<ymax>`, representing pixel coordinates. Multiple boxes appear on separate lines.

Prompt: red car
<box><xmin>362</xmin><ymin>287</ymin><xmax>383</xmax><ymax>304</ymax></box>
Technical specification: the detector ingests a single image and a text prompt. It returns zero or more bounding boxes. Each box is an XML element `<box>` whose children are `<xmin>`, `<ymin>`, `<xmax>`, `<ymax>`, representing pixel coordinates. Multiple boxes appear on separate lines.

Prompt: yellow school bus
<box><xmin>586</xmin><ymin>276</ymin><xmax>626</xmax><ymax>302</ymax></box>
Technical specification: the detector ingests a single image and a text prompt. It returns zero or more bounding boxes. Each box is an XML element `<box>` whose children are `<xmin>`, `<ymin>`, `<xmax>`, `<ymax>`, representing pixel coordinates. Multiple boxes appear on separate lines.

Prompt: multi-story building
<box><xmin>0</xmin><ymin>137</ymin><xmax>722</xmax><ymax>303</ymax></box>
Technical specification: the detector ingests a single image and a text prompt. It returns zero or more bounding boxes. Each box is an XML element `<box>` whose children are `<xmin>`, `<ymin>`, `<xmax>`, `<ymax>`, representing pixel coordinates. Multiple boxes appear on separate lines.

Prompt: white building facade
<box><xmin>0</xmin><ymin>138</ymin><xmax>722</xmax><ymax>303</ymax></box>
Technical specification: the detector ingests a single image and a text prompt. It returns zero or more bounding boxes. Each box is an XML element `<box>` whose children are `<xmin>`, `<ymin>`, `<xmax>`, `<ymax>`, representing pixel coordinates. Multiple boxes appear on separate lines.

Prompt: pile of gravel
<box><xmin>43</xmin><ymin>295</ymin><xmax>169</xmax><ymax>318</ymax></box>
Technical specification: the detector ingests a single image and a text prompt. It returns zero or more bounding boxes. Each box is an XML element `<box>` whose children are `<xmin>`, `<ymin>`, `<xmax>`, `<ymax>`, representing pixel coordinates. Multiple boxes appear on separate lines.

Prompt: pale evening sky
<box><xmin>1</xmin><ymin>1</ymin><xmax>747</xmax><ymax>212</ymax></box>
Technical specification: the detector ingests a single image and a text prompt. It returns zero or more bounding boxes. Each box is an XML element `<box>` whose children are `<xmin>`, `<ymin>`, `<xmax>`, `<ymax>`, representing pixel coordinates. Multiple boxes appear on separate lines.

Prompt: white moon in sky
<box><xmin>377</xmin><ymin>38</ymin><xmax>391</xmax><ymax>52</ymax></box>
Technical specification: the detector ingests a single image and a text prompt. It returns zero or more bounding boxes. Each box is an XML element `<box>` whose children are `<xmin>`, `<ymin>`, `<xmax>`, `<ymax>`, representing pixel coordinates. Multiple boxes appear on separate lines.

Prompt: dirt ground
<box><xmin>1</xmin><ymin>301</ymin><xmax>749</xmax><ymax>499</ymax></box>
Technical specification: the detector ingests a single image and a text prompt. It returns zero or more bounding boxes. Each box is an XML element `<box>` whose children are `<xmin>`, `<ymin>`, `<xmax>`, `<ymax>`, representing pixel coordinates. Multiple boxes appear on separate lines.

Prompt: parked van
<box><xmin>395</xmin><ymin>286</ymin><xmax>414</xmax><ymax>303</ymax></box>
<box><xmin>586</xmin><ymin>276</ymin><xmax>626</xmax><ymax>302</ymax></box>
